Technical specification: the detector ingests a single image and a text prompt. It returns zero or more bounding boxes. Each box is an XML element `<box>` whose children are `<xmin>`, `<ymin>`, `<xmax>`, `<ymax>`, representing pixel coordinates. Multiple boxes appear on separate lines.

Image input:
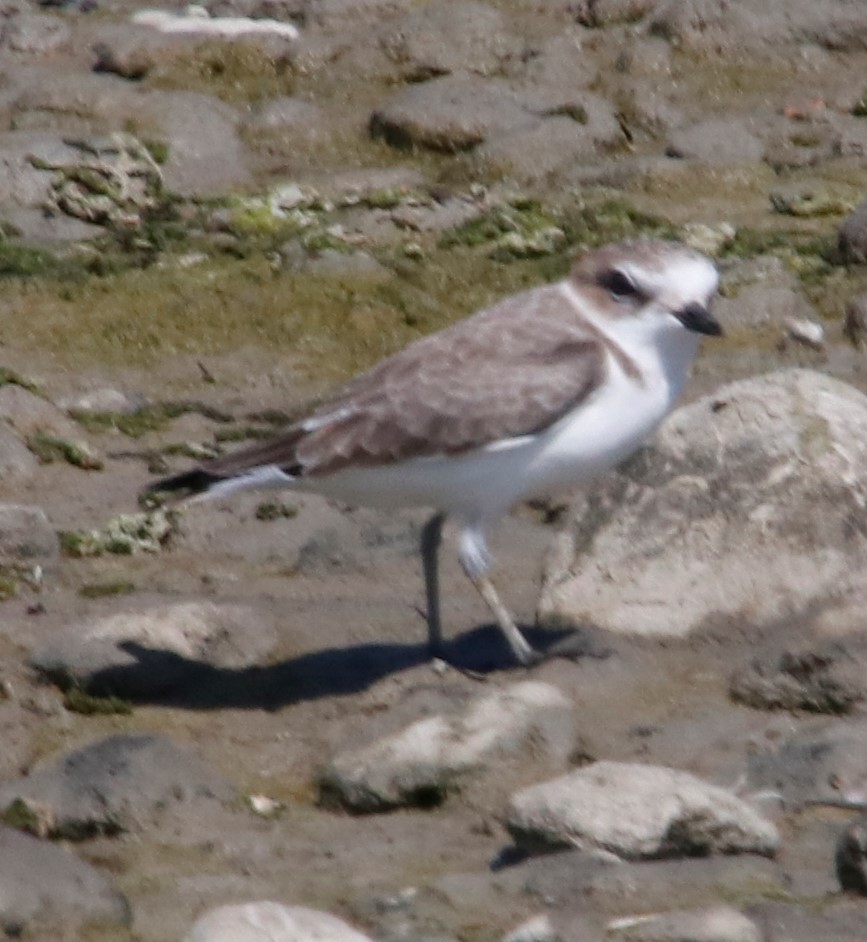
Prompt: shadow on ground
<box><xmin>83</xmin><ymin>625</ymin><xmax>592</xmax><ymax>710</ymax></box>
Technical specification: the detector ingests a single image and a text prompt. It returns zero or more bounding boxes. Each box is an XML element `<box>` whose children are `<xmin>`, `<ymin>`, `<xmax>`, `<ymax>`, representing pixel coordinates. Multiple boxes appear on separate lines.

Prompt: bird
<box><xmin>145</xmin><ymin>238</ymin><xmax>721</xmax><ymax>667</ymax></box>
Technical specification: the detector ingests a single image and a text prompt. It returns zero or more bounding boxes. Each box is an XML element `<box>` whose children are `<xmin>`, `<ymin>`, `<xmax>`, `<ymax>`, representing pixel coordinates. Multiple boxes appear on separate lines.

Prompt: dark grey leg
<box><xmin>420</xmin><ymin>512</ymin><xmax>447</xmax><ymax>656</ymax></box>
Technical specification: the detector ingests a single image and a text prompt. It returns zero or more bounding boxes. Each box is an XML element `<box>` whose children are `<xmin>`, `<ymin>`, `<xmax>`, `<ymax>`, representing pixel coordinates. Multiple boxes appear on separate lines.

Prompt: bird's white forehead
<box><xmin>620</xmin><ymin>251</ymin><xmax>718</xmax><ymax>301</ymax></box>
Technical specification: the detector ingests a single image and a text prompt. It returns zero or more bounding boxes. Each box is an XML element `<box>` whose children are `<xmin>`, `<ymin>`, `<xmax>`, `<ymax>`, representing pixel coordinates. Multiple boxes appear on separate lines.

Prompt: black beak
<box><xmin>675</xmin><ymin>301</ymin><xmax>723</xmax><ymax>337</ymax></box>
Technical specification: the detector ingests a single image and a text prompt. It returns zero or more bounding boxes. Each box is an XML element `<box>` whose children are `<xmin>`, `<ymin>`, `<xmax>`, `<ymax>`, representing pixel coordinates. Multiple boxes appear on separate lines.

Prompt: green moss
<box><xmin>854</xmin><ymin>88</ymin><xmax>867</xmax><ymax>117</ymax></box>
<box><xmin>255</xmin><ymin>500</ymin><xmax>298</xmax><ymax>521</ymax></box>
<box><xmin>0</xmin><ymin>568</ymin><xmax>19</xmax><ymax>600</ymax></box>
<box><xmin>0</xmin><ymin>366</ymin><xmax>43</xmax><ymax>396</ymax></box>
<box><xmin>26</xmin><ymin>433</ymin><xmax>103</xmax><ymax>470</ymax></box>
<box><xmin>71</xmin><ymin>401</ymin><xmax>233</xmax><ymax>438</ymax></box>
<box><xmin>143</xmin><ymin>139</ymin><xmax>170</xmax><ymax>165</ymax></box>
<box><xmin>1</xmin><ymin>798</ymin><xmax>44</xmax><ymax>835</ymax></box>
<box><xmin>78</xmin><ymin>580</ymin><xmax>136</xmax><ymax>599</ymax></box>
<box><xmin>148</xmin><ymin>38</ymin><xmax>294</xmax><ymax>104</ymax></box>
<box><xmin>64</xmin><ymin>686</ymin><xmax>133</xmax><ymax>716</ymax></box>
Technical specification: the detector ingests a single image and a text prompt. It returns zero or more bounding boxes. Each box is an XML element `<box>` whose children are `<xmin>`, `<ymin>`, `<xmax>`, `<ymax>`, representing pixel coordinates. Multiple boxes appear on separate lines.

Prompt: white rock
<box><xmin>0</xmin><ymin>503</ymin><xmax>59</xmax><ymax>568</ymax></box>
<box><xmin>507</xmin><ymin>761</ymin><xmax>779</xmax><ymax>859</ymax></box>
<box><xmin>321</xmin><ymin>681</ymin><xmax>575</xmax><ymax>811</ymax></box>
<box><xmin>540</xmin><ymin>369</ymin><xmax>867</xmax><ymax>638</ymax></box>
<box><xmin>184</xmin><ymin>902</ymin><xmax>372</xmax><ymax>942</ymax></box>
<box><xmin>502</xmin><ymin>912</ymin><xmax>560</xmax><ymax>942</ymax></box>
<box><xmin>132</xmin><ymin>9</ymin><xmax>299</xmax><ymax>39</ymax></box>
<box><xmin>785</xmin><ymin>316</ymin><xmax>825</xmax><ymax>349</ymax></box>
<box><xmin>606</xmin><ymin>905</ymin><xmax>762</xmax><ymax>942</ymax></box>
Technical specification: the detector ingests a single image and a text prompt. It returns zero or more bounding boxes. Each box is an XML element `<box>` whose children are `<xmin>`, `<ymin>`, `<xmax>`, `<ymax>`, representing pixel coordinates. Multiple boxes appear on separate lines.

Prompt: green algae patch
<box><xmin>78</xmin><ymin>580</ymin><xmax>136</xmax><ymax>599</ymax></box>
<box><xmin>147</xmin><ymin>38</ymin><xmax>294</xmax><ymax>104</ymax></box>
<box><xmin>71</xmin><ymin>401</ymin><xmax>233</xmax><ymax>438</ymax></box>
<box><xmin>60</xmin><ymin>511</ymin><xmax>173</xmax><ymax>558</ymax></box>
<box><xmin>26</xmin><ymin>433</ymin><xmax>104</xmax><ymax>470</ymax></box>
<box><xmin>63</xmin><ymin>686</ymin><xmax>134</xmax><ymax>716</ymax></box>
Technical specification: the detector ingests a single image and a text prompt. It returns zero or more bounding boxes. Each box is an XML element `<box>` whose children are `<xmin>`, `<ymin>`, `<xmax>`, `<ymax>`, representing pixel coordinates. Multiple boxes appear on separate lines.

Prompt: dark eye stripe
<box><xmin>597</xmin><ymin>268</ymin><xmax>642</xmax><ymax>299</ymax></box>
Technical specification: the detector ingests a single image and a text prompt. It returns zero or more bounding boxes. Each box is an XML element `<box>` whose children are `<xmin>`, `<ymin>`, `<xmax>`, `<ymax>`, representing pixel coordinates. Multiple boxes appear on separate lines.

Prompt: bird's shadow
<box><xmin>84</xmin><ymin>624</ymin><xmax>586</xmax><ymax>711</ymax></box>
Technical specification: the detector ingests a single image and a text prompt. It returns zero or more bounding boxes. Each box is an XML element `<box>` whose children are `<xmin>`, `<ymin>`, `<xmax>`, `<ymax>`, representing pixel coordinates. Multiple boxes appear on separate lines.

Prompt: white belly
<box><xmin>302</xmin><ymin>356</ymin><xmax>674</xmax><ymax>524</ymax></box>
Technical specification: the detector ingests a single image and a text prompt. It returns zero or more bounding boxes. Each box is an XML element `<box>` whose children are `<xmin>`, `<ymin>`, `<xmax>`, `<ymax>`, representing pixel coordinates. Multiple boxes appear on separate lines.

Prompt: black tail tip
<box><xmin>140</xmin><ymin>468</ymin><xmax>222</xmax><ymax>507</ymax></box>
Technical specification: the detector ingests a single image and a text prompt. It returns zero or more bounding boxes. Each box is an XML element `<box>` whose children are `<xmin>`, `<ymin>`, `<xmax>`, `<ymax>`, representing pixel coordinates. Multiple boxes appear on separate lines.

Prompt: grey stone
<box><xmin>0</xmin><ymin>11</ymin><xmax>70</xmax><ymax>53</ymax></box>
<box><xmin>0</xmin><ymin>733</ymin><xmax>233</xmax><ymax>839</ymax></box>
<box><xmin>321</xmin><ymin>681</ymin><xmax>576</xmax><ymax>812</ymax></box>
<box><xmin>0</xmin><ymin>504</ymin><xmax>59</xmax><ymax>568</ymax></box>
<box><xmin>836</xmin><ymin>815</ymin><xmax>867</xmax><ymax>893</ymax></box>
<box><xmin>370</xmin><ymin>75</ymin><xmax>536</xmax><ymax>152</ymax></box>
<box><xmin>539</xmin><ymin>370</ymin><xmax>867</xmax><ymax>639</ymax></box>
<box><xmin>137</xmin><ymin>90</ymin><xmax>252</xmax><ymax>197</ymax></box>
<box><xmin>839</xmin><ymin>198</ymin><xmax>867</xmax><ymax>264</ymax></box>
<box><xmin>0</xmin><ymin>825</ymin><xmax>129</xmax><ymax>934</ymax></box>
<box><xmin>91</xmin><ymin>24</ymin><xmax>193</xmax><ymax>80</ymax></box>
<box><xmin>184</xmin><ymin>902</ymin><xmax>374</xmax><ymax>942</ymax></box>
<box><xmin>30</xmin><ymin>599</ymin><xmax>279</xmax><ymax>697</ymax></box>
<box><xmin>666</xmin><ymin>117</ymin><xmax>764</xmax><ymax>164</ymax></box>
<box><xmin>507</xmin><ymin>761</ymin><xmax>780</xmax><ymax>859</ymax></box>
<box><xmin>502</xmin><ymin>913</ymin><xmax>559</xmax><ymax>942</ymax></box>
<box><xmin>730</xmin><ymin>642</ymin><xmax>866</xmax><ymax>715</ymax></box>
<box><xmin>0</xmin><ymin>384</ymin><xmax>89</xmax><ymax>441</ymax></box>
<box><xmin>844</xmin><ymin>293</ymin><xmax>867</xmax><ymax>347</ymax></box>
<box><xmin>380</xmin><ymin>1</ymin><xmax>522</xmax><ymax>80</ymax></box>
<box><xmin>606</xmin><ymin>905</ymin><xmax>762</xmax><ymax>942</ymax></box>
<box><xmin>478</xmin><ymin>110</ymin><xmax>622</xmax><ymax>183</ymax></box>
<box><xmin>0</xmin><ymin>426</ymin><xmax>37</xmax><ymax>480</ymax></box>
<box><xmin>573</xmin><ymin>0</ymin><xmax>659</xmax><ymax>27</ymax></box>
<box><xmin>747</xmin><ymin>717</ymin><xmax>867</xmax><ymax>810</ymax></box>
<box><xmin>243</xmin><ymin>96</ymin><xmax>326</xmax><ymax>134</ymax></box>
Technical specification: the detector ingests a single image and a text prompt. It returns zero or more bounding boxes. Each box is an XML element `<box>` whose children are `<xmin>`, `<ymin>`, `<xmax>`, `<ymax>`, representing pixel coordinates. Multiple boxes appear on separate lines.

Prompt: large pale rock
<box><xmin>320</xmin><ymin>681</ymin><xmax>576</xmax><ymax>812</ymax></box>
<box><xmin>0</xmin><ymin>733</ymin><xmax>233</xmax><ymax>839</ymax></box>
<box><xmin>540</xmin><ymin>370</ymin><xmax>867</xmax><ymax>639</ymax></box>
<box><xmin>370</xmin><ymin>74</ymin><xmax>535</xmax><ymax>152</ymax></box>
<box><xmin>507</xmin><ymin>761</ymin><xmax>780</xmax><ymax>859</ymax></box>
<box><xmin>380</xmin><ymin>0</ymin><xmax>521</xmax><ymax>80</ymax></box>
<box><xmin>0</xmin><ymin>825</ymin><xmax>129</xmax><ymax>933</ymax></box>
<box><xmin>184</xmin><ymin>902</ymin><xmax>373</xmax><ymax>942</ymax></box>
<box><xmin>0</xmin><ymin>504</ymin><xmax>59</xmax><ymax>568</ymax></box>
<box><xmin>607</xmin><ymin>905</ymin><xmax>762</xmax><ymax>942</ymax></box>
<box><xmin>30</xmin><ymin>599</ymin><xmax>279</xmax><ymax>697</ymax></box>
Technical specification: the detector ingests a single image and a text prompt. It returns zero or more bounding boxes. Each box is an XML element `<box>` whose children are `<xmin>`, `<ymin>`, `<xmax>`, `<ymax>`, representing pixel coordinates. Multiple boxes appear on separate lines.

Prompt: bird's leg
<box><xmin>458</xmin><ymin>526</ymin><xmax>540</xmax><ymax>667</ymax></box>
<box><xmin>420</xmin><ymin>512</ymin><xmax>447</xmax><ymax>657</ymax></box>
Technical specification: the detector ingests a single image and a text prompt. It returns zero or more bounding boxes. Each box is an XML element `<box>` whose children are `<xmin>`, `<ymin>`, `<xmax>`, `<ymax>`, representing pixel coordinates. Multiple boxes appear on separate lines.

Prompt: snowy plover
<box><xmin>147</xmin><ymin>239</ymin><xmax>721</xmax><ymax>666</ymax></box>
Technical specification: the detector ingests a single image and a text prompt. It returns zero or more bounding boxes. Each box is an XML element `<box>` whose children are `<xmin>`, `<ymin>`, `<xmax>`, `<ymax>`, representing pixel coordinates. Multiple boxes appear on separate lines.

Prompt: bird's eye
<box><xmin>599</xmin><ymin>268</ymin><xmax>640</xmax><ymax>300</ymax></box>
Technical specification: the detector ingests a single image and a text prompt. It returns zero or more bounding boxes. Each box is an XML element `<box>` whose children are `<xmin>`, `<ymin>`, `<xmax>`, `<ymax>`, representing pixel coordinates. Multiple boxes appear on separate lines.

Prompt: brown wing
<box><xmin>201</xmin><ymin>283</ymin><xmax>608</xmax><ymax>480</ymax></box>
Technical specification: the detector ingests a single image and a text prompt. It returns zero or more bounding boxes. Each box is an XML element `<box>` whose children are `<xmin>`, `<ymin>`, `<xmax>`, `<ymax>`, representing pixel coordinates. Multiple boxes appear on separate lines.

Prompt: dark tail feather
<box><xmin>143</xmin><ymin>468</ymin><xmax>227</xmax><ymax>502</ymax></box>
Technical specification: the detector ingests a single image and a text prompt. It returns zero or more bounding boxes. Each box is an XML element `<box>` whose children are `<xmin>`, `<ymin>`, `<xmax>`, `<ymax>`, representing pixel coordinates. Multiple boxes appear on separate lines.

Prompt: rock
<box><xmin>138</xmin><ymin>90</ymin><xmax>252</xmax><ymax>197</ymax></box>
<box><xmin>844</xmin><ymin>293</ymin><xmax>867</xmax><ymax>347</ymax></box>
<box><xmin>606</xmin><ymin>905</ymin><xmax>762</xmax><ymax>942</ymax></box>
<box><xmin>58</xmin><ymin>386</ymin><xmax>144</xmax><ymax>415</ymax></box>
<box><xmin>836</xmin><ymin>815</ymin><xmax>867</xmax><ymax>893</ymax></box>
<box><xmin>715</xmin><ymin>256</ymin><xmax>818</xmax><ymax>332</ymax></box>
<box><xmin>30</xmin><ymin>599</ymin><xmax>279</xmax><ymax>697</ymax></box>
<box><xmin>785</xmin><ymin>317</ymin><xmax>825</xmax><ymax>349</ymax></box>
<box><xmin>370</xmin><ymin>75</ymin><xmax>536</xmax><ymax>152</ymax></box>
<box><xmin>502</xmin><ymin>913</ymin><xmax>559</xmax><ymax>942</ymax></box>
<box><xmin>0</xmin><ymin>733</ymin><xmax>233</xmax><ymax>839</ymax></box>
<box><xmin>0</xmin><ymin>384</ymin><xmax>86</xmax><ymax>442</ymax></box>
<box><xmin>507</xmin><ymin>761</ymin><xmax>780</xmax><ymax>859</ymax></box>
<box><xmin>680</xmin><ymin>222</ymin><xmax>736</xmax><ymax>256</ymax></box>
<box><xmin>0</xmin><ymin>425</ymin><xmax>36</xmax><ymax>480</ymax></box>
<box><xmin>0</xmin><ymin>824</ymin><xmax>130</xmax><ymax>934</ymax></box>
<box><xmin>380</xmin><ymin>1</ymin><xmax>522</xmax><ymax>80</ymax></box>
<box><xmin>0</xmin><ymin>130</ymin><xmax>104</xmax><ymax>241</ymax></box>
<box><xmin>730</xmin><ymin>642</ymin><xmax>865</xmax><ymax>714</ymax></box>
<box><xmin>478</xmin><ymin>108</ymin><xmax>622</xmax><ymax>183</ymax></box>
<box><xmin>839</xmin><ymin>198</ymin><xmax>867</xmax><ymax>264</ymax></box>
<box><xmin>184</xmin><ymin>902</ymin><xmax>374</xmax><ymax>942</ymax></box>
<box><xmin>666</xmin><ymin>117</ymin><xmax>764</xmax><ymax>164</ymax></box>
<box><xmin>242</xmin><ymin>96</ymin><xmax>326</xmax><ymax>136</ymax></box>
<box><xmin>747</xmin><ymin>718</ymin><xmax>867</xmax><ymax>810</ymax></box>
<box><xmin>539</xmin><ymin>370</ymin><xmax>867</xmax><ymax>639</ymax></box>
<box><xmin>573</xmin><ymin>0</ymin><xmax>658</xmax><ymax>27</ymax></box>
<box><xmin>320</xmin><ymin>681</ymin><xmax>576</xmax><ymax>812</ymax></box>
<box><xmin>0</xmin><ymin>504</ymin><xmax>59</xmax><ymax>569</ymax></box>
<box><xmin>131</xmin><ymin>7</ymin><xmax>299</xmax><ymax>39</ymax></box>
<box><xmin>0</xmin><ymin>11</ymin><xmax>70</xmax><ymax>53</ymax></box>
<box><xmin>515</xmin><ymin>850</ymin><xmax>784</xmax><ymax>918</ymax></box>
<box><xmin>91</xmin><ymin>24</ymin><xmax>193</xmax><ymax>80</ymax></box>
